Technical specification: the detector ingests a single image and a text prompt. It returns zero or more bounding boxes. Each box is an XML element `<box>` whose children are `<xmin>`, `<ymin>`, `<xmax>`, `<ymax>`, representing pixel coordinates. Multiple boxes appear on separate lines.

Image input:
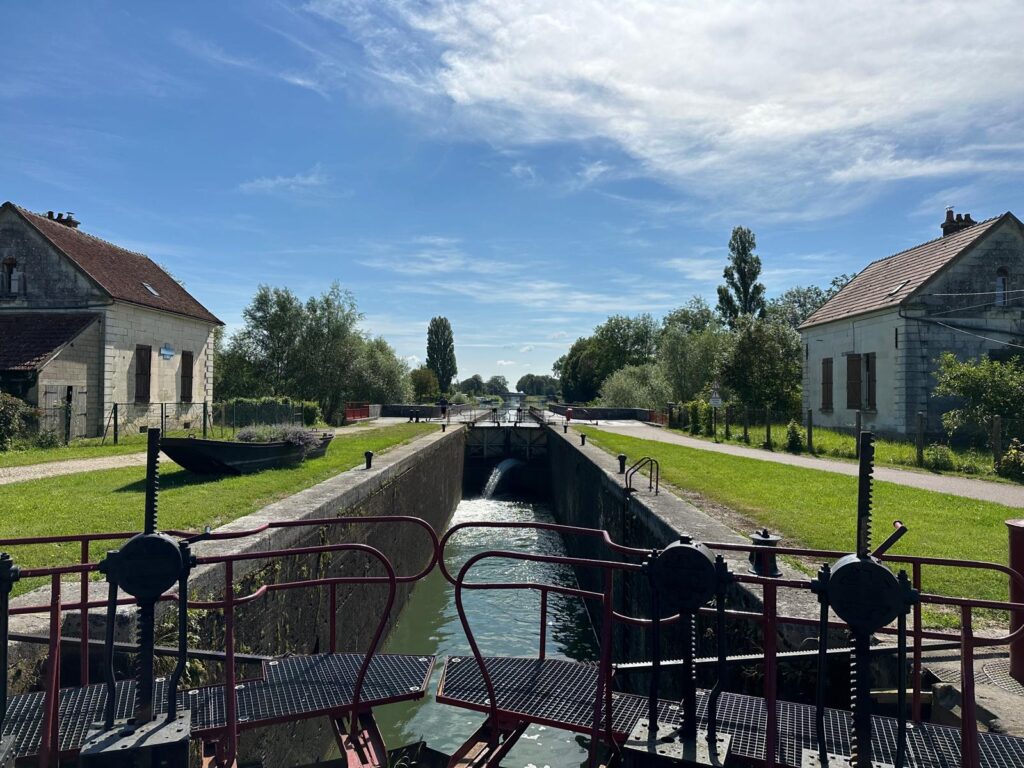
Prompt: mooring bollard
<box><xmin>618</xmin><ymin>454</ymin><xmax>627</xmax><ymax>474</ymax></box>
<box><xmin>563</xmin><ymin>424</ymin><xmax>568</xmax><ymax>434</ymax></box>
<box><xmin>1008</xmin><ymin>520</ymin><xmax>1024</xmax><ymax>684</ymax></box>
<box><xmin>580</xmin><ymin>433</ymin><xmax>587</xmax><ymax>446</ymax></box>
<box><xmin>364</xmin><ymin>450</ymin><xmax>374</xmax><ymax>470</ymax></box>
<box><xmin>441</xmin><ymin>423</ymin><xmax>446</xmax><ymax>432</ymax></box>
<box><xmin>748</xmin><ymin>528</ymin><xmax>782</xmax><ymax>577</ymax></box>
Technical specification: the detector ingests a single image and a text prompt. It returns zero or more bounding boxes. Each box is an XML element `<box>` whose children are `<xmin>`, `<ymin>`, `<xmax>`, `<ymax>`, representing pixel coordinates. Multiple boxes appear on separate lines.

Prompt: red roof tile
<box><xmin>4</xmin><ymin>203</ymin><xmax>221</xmax><ymax>325</ymax></box>
<box><xmin>0</xmin><ymin>313</ymin><xmax>99</xmax><ymax>371</ymax></box>
<box><xmin>799</xmin><ymin>213</ymin><xmax>1013</xmax><ymax>329</ymax></box>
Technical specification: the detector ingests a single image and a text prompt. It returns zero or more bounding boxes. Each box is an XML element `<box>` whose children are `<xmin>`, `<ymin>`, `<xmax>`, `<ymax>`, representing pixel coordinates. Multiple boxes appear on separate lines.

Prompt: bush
<box><xmin>999</xmin><ymin>439</ymin><xmax>1024</xmax><ymax>481</ymax></box>
<box><xmin>687</xmin><ymin>401</ymin><xmax>700</xmax><ymax>434</ymax></box>
<box><xmin>924</xmin><ymin>443</ymin><xmax>955</xmax><ymax>472</ymax></box>
<box><xmin>236</xmin><ymin>424</ymin><xmax>322</xmax><ymax>453</ymax></box>
<box><xmin>235</xmin><ymin>424</ymin><xmax>278</xmax><ymax>443</ymax></box>
<box><xmin>957</xmin><ymin>448</ymin><xmax>986</xmax><ymax>475</ymax></box>
<box><xmin>33</xmin><ymin>429</ymin><xmax>62</xmax><ymax>449</ymax></box>
<box><xmin>217</xmin><ymin>397</ymin><xmax>321</xmax><ymax>427</ymax></box>
<box><xmin>785</xmin><ymin>420</ymin><xmax>805</xmax><ymax>453</ymax></box>
<box><xmin>279</xmin><ymin>425</ymin><xmax>321</xmax><ymax>453</ymax></box>
<box><xmin>0</xmin><ymin>393</ymin><xmax>32</xmax><ymax>452</ymax></box>
<box><xmin>700</xmin><ymin>401</ymin><xmax>715</xmax><ymax>437</ymax></box>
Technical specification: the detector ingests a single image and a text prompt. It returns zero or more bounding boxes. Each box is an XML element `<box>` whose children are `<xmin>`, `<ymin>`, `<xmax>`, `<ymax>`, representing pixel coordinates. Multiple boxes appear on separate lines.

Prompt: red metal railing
<box><xmin>439</xmin><ymin>520</ymin><xmax>1024</xmax><ymax>768</ymax></box>
<box><xmin>2</xmin><ymin>515</ymin><xmax>439</xmax><ymax>768</ymax></box>
<box><xmin>344</xmin><ymin>402</ymin><xmax>372</xmax><ymax>421</ymax></box>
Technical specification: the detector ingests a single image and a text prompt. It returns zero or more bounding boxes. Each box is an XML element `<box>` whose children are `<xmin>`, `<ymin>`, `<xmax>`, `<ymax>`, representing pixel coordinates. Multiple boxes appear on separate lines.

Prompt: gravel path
<box><xmin>0</xmin><ymin>452</ymin><xmax>148</xmax><ymax>486</ymax></box>
<box><xmin>583</xmin><ymin>421</ymin><xmax>1024</xmax><ymax>508</ymax></box>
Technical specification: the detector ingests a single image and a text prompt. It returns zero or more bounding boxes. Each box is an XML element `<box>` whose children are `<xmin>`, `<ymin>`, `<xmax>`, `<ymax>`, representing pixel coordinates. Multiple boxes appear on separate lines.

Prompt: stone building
<box><xmin>0</xmin><ymin>202</ymin><xmax>222</xmax><ymax>438</ymax></box>
<box><xmin>799</xmin><ymin>208</ymin><xmax>1024</xmax><ymax>437</ymax></box>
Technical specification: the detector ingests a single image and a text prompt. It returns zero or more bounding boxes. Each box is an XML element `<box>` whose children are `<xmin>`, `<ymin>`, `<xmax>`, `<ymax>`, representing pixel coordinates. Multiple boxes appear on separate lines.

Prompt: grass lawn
<box><xmin>579</xmin><ymin>427</ymin><xmax>1017</xmax><ymax>623</ymax></box>
<box><xmin>669</xmin><ymin>422</ymin><xmax>1003</xmax><ymax>481</ymax></box>
<box><xmin>1</xmin><ymin>422</ymin><xmax>435</xmax><ymax>595</ymax></box>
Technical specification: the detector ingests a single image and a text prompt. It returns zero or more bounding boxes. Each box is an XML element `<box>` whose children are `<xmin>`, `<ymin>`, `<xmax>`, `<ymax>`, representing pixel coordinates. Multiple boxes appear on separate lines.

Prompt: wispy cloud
<box><xmin>306</xmin><ymin>0</ymin><xmax>1024</xmax><ymax>218</ymax></box>
<box><xmin>496</xmin><ymin>359</ymin><xmax>515</xmax><ymax>366</ymax></box>
<box><xmin>357</xmin><ymin>236</ymin><xmax>520</xmax><ymax>276</ymax></box>
<box><xmin>238</xmin><ymin>163</ymin><xmax>330</xmax><ymax>194</ymax></box>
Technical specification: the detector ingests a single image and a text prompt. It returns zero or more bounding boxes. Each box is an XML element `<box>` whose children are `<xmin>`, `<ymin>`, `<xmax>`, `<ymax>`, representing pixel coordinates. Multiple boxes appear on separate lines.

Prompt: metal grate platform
<box><xmin>436</xmin><ymin>655</ymin><xmax>1024</xmax><ymax>768</ymax></box>
<box><xmin>2</xmin><ymin>653</ymin><xmax>434</xmax><ymax>760</ymax></box>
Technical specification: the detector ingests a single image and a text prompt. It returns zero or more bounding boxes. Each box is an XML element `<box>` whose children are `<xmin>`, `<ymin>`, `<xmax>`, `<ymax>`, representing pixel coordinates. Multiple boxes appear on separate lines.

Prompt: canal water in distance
<box><xmin>374</xmin><ymin>495</ymin><xmax>598</xmax><ymax>767</ymax></box>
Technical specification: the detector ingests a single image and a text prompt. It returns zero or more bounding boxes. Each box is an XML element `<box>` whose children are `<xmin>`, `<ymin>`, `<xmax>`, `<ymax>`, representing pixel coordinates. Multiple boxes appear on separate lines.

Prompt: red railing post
<box><xmin>539</xmin><ymin>589</ymin><xmax>547</xmax><ymax>660</ymax></box>
<box><xmin>1007</xmin><ymin>519</ymin><xmax>1024</xmax><ymax>684</ymax></box>
<box><xmin>960</xmin><ymin>606</ymin><xmax>980</xmax><ymax>768</ymax></box>
<box><xmin>329</xmin><ymin>582</ymin><xmax>337</xmax><ymax>653</ymax></box>
<box><xmin>39</xmin><ymin>574</ymin><xmax>62</xmax><ymax>768</ymax></box>
<box><xmin>912</xmin><ymin>562</ymin><xmax>923</xmax><ymax>723</ymax></box>
<box><xmin>217</xmin><ymin>561</ymin><xmax>238</xmax><ymax>768</ymax></box>
<box><xmin>80</xmin><ymin>538</ymin><xmax>90</xmax><ymax>686</ymax></box>
<box><xmin>762</xmin><ymin>575</ymin><xmax>778</xmax><ymax>768</ymax></box>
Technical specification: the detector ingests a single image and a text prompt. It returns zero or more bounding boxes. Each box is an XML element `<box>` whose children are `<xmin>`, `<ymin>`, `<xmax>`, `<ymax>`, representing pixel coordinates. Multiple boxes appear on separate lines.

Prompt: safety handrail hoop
<box><xmin>624</xmin><ymin>456</ymin><xmax>659</xmax><ymax>495</ymax></box>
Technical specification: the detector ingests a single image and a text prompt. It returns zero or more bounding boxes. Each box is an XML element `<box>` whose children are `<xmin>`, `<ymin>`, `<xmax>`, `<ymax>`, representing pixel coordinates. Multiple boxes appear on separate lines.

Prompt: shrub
<box><xmin>279</xmin><ymin>425</ymin><xmax>321</xmax><ymax>453</ymax></box>
<box><xmin>957</xmin><ymin>448</ymin><xmax>986</xmax><ymax>475</ymax></box>
<box><xmin>687</xmin><ymin>401</ymin><xmax>700</xmax><ymax>434</ymax></box>
<box><xmin>217</xmin><ymin>397</ymin><xmax>321</xmax><ymax>427</ymax></box>
<box><xmin>785</xmin><ymin>420</ymin><xmax>805</xmax><ymax>453</ymax></box>
<box><xmin>924</xmin><ymin>443</ymin><xmax>955</xmax><ymax>472</ymax></box>
<box><xmin>700</xmin><ymin>401</ymin><xmax>715</xmax><ymax>437</ymax></box>
<box><xmin>33</xmin><ymin>429</ymin><xmax>62</xmax><ymax>449</ymax></box>
<box><xmin>235</xmin><ymin>424</ymin><xmax>277</xmax><ymax>443</ymax></box>
<box><xmin>998</xmin><ymin>439</ymin><xmax>1024</xmax><ymax>481</ymax></box>
<box><xmin>0</xmin><ymin>393</ymin><xmax>32</xmax><ymax>452</ymax></box>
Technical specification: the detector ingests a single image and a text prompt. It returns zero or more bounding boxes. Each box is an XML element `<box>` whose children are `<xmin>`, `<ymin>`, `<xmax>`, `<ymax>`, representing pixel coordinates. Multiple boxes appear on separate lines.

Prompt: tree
<box><xmin>516</xmin><ymin>373</ymin><xmax>560</xmax><ymax>398</ymax></box>
<box><xmin>598</xmin><ymin>364</ymin><xmax>672</xmax><ymax>409</ymax></box>
<box><xmin>232</xmin><ymin>285</ymin><xmax>307</xmax><ymax>395</ymax></box>
<box><xmin>659</xmin><ymin>325</ymin><xmax>726</xmax><ymax>403</ymax></box>
<box><xmin>458</xmin><ymin>374</ymin><xmax>485</xmax><ymax>395</ymax></box>
<box><xmin>716</xmin><ymin>226</ymin><xmax>766</xmax><ymax>327</ymax></box>
<box><xmin>292</xmin><ymin>284</ymin><xmax>362</xmax><ymax>422</ymax></box>
<box><xmin>557</xmin><ymin>337</ymin><xmax>604</xmax><ymax>403</ymax></box>
<box><xmin>718</xmin><ymin>316</ymin><xmax>802</xmax><ymax>411</ymax></box>
<box><xmin>351</xmin><ymin>337</ymin><xmax>412</xmax><ymax>405</ymax></box>
<box><xmin>934</xmin><ymin>353</ymin><xmax>1024</xmax><ymax>438</ymax></box>
<box><xmin>662</xmin><ymin>296</ymin><xmax>718</xmax><ymax>335</ymax></box>
<box><xmin>425</xmin><ymin>316</ymin><xmax>457</xmax><ymax>392</ymax></box>
<box><xmin>410</xmin><ymin>366</ymin><xmax>440</xmax><ymax>401</ymax></box>
<box><xmin>484</xmin><ymin>375</ymin><xmax>508</xmax><ymax>395</ymax></box>
<box><xmin>765</xmin><ymin>274</ymin><xmax>858</xmax><ymax>329</ymax></box>
<box><xmin>592</xmin><ymin>314</ymin><xmax>659</xmax><ymax>372</ymax></box>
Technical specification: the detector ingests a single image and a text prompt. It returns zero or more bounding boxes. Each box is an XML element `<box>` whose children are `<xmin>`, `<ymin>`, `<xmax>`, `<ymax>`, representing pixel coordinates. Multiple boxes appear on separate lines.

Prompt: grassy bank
<box><xmin>579</xmin><ymin>426</ymin><xmax>1015</xmax><ymax>619</ymax></box>
<box><xmin>1</xmin><ymin>422</ymin><xmax>435</xmax><ymax>594</ymax></box>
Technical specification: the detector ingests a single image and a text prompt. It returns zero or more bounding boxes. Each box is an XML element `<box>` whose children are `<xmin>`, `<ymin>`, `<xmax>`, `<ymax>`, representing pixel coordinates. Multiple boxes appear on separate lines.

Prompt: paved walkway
<box><xmin>581</xmin><ymin>420</ymin><xmax>1024</xmax><ymax>508</ymax></box>
<box><xmin>0</xmin><ymin>452</ymin><xmax>148</xmax><ymax>486</ymax></box>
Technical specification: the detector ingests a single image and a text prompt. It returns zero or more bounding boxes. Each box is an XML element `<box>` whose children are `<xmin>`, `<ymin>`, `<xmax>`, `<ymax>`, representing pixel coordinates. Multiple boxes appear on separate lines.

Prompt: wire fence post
<box><xmin>855</xmin><ymin>410</ymin><xmax>862</xmax><ymax>457</ymax></box>
<box><xmin>806</xmin><ymin>408</ymin><xmax>814</xmax><ymax>453</ymax></box>
<box><xmin>160</xmin><ymin>402</ymin><xmax>166</xmax><ymax>434</ymax></box>
<box><xmin>112</xmin><ymin>403</ymin><xmax>119</xmax><ymax>445</ymax></box>
<box><xmin>764</xmin><ymin>407</ymin><xmax>773</xmax><ymax>450</ymax></box>
<box><xmin>724</xmin><ymin>405</ymin><xmax>731</xmax><ymax>440</ymax></box>
<box><xmin>202</xmin><ymin>401</ymin><xmax>209</xmax><ymax>438</ymax></box>
<box><xmin>743</xmin><ymin>407</ymin><xmax>750</xmax><ymax>444</ymax></box>
<box><xmin>993</xmin><ymin>415</ymin><xmax>1003</xmax><ymax>471</ymax></box>
<box><xmin>916</xmin><ymin>411</ymin><xmax>925</xmax><ymax>467</ymax></box>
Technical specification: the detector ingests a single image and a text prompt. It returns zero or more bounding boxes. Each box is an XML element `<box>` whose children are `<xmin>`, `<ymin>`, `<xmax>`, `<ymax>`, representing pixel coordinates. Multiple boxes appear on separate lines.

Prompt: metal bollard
<box><xmin>748</xmin><ymin>529</ymin><xmax>782</xmax><ymax>577</ymax></box>
<box><xmin>441</xmin><ymin>423</ymin><xmax>446</xmax><ymax>432</ymax></box>
<box><xmin>1008</xmin><ymin>519</ymin><xmax>1024</xmax><ymax>684</ymax></box>
<box><xmin>364</xmin><ymin>450</ymin><xmax>374</xmax><ymax>470</ymax></box>
<box><xmin>563</xmin><ymin>424</ymin><xmax>568</xmax><ymax>434</ymax></box>
<box><xmin>580</xmin><ymin>433</ymin><xmax>587</xmax><ymax>446</ymax></box>
<box><xmin>618</xmin><ymin>454</ymin><xmax>627</xmax><ymax>473</ymax></box>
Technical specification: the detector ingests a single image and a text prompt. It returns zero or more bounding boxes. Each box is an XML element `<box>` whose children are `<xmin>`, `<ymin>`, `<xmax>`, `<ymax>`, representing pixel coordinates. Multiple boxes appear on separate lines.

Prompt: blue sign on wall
<box><xmin>159</xmin><ymin>343</ymin><xmax>175</xmax><ymax>360</ymax></box>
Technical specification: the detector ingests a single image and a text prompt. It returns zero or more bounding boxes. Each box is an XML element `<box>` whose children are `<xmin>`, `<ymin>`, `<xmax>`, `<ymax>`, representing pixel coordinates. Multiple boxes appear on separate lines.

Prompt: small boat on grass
<box><xmin>161</xmin><ymin>432</ymin><xmax>333</xmax><ymax>475</ymax></box>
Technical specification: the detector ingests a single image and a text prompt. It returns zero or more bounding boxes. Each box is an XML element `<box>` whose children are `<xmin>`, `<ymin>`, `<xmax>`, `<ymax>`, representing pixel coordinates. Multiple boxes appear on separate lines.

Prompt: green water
<box><xmin>374</xmin><ymin>496</ymin><xmax>598</xmax><ymax>767</ymax></box>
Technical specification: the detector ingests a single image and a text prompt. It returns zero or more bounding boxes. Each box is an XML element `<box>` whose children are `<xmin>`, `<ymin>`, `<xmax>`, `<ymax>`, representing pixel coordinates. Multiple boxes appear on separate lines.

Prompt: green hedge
<box><xmin>0</xmin><ymin>393</ymin><xmax>33</xmax><ymax>451</ymax></box>
<box><xmin>215</xmin><ymin>397</ymin><xmax>321</xmax><ymax>426</ymax></box>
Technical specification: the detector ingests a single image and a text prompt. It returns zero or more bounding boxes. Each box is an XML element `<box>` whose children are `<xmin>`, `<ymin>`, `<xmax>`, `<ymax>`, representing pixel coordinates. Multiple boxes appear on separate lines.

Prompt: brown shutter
<box><xmin>181</xmin><ymin>350</ymin><xmax>194</xmax><ymax>403</ymax></box>
<box><xmin>821</xmin><ymin>358</ymin><xmax>833</xmax><ymax>410</ymax></box>
<box><xmin>135</xmin><ymin>345</ymin><xmax>152</xmax><ymax>404</ymax></box>
<box><xmin>846</xmin><ymin>354</ymin><xmax>861</xmax><ymax>409</ymax></box>
<box><xmin>866</xmin><ymin>353</ymin><xmax>876</xmax><ymax>410</ymax></box>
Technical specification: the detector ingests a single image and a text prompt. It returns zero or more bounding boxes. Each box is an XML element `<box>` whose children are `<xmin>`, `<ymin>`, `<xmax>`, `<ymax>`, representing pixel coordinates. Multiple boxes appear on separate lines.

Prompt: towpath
<box><xmin>571</xmin><ymin>419</ymin><xmax>1024</xmax><ymax>508</ymax></box>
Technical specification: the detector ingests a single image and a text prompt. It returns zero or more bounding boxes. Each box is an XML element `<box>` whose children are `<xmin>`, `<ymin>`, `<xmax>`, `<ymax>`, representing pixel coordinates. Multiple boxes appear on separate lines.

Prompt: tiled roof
<box><xmin>799</xmin><ymin>213</ymin><xmax>1012</xmax><ymax>329</ymax></box>
<box><xmin>0</xmin><ymin>313</ymin><xmax>99</xmax><ymax>371</ymax></box>
<box><xmin>3</xmin><ymin>202</ymin><xmax>221</xmax><ymax>325</ymax></box>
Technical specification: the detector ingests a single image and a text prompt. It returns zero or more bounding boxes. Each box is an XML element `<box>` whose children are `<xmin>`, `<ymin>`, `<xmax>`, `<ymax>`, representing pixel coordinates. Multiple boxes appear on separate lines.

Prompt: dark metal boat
<box><xmin>161</xmin><ymin>433</ymin><xmax>333</xmax><ymax>475</ymax></box>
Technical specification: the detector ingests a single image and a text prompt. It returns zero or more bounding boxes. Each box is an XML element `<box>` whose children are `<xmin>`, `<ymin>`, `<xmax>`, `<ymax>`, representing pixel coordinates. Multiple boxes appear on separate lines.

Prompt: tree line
<box><xmin>558</xmin><ymin>226</ymin><xmax>854</xmax><ymax>412</ymax></box>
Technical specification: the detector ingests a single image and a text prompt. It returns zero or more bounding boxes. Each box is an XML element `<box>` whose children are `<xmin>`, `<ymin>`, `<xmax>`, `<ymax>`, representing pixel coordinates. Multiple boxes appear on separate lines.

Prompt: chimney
<box><xmin>46</xmin><ymin>211</ymin><xmax>54</xmax><ymax>220</ymax></box>
<box><xmin>51</xmin><ymin>211</ymin><xmax>80</xmax><ymax>229</ymax></box>
<box><xmin>941</xmin><ymin>207</ymin><xmax>978</xmax><ymax>237</ymax></box>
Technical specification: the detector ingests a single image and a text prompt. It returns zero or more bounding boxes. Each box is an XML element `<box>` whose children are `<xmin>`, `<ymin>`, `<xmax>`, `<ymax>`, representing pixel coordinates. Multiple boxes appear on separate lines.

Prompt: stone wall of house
<box><xmin>0</xmin><ymin>208</ymin><xmax>109</xmax><ymax>310</ymax></box>
<box><xmin>36</xmin><ymin>316</ymin><xmax>103</xmax><ymax>436</ymax></box>
<box><xmin>103</xmin><ymin>303</ymin><xmax>215</xmax><ymax>428</ymax></box>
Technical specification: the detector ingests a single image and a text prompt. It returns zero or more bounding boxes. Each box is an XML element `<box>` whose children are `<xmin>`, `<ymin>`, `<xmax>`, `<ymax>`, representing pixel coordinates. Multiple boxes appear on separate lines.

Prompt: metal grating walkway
<box><xmin>2</xmin><ymin>653</ymin><xmax>434</xmax><ymax>760</ymax></box>
<box><xmin>436</xmin><ymin>656</ymin><xmax>1024</xmax><ymax>768</ymax></box>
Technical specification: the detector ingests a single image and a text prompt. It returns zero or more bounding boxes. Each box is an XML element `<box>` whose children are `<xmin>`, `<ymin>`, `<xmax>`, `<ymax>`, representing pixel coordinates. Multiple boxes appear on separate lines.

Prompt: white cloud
<box><xmin>519</xmin><ymin>344</ymin><xmax>534</xmax><ymax>353</ymax></box>
<box><xmin>239</xmin><ymin>163</ymin><xmax>330</xmax><ymax>193</ymax></box>
<box><xmin>404</xmin><ymin>354</ymin><xmax>420</xmax><ymax>367</ymax></box>
<box><xmin>357</xmin><ymin>236</ymin><xmax>519</xmax><ymax>276</ymax></box>
<box><xmin>306</xmin><ymin>1</ymin><xmax>1024</xmax><ymax>216</ymax></box>
<box><xmin>496</xmin><ymin>359</ymin><xmax>515</xmax><ymax>366</ymax></box>
<box><xmin>510</xmin><ymin>161</ymin><xmax>537</xmax><ymax>183</ymax></box>
<box><xmin>662</xmin><ymin>256</ymin><xmax>722</xmax><ymax>282</ymax></box>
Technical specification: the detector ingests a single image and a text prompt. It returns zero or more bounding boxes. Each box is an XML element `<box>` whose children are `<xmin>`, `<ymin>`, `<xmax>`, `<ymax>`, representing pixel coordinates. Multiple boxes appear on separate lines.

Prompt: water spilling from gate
<box><xmin>374</xmin><ymin>495</ymin><xmax>597</xmax><ymax>766</ymax></box>
<box><xmin>481</xmin><ymin>458</ymin><xmax>523</xmax><ymax>498</ymax></box>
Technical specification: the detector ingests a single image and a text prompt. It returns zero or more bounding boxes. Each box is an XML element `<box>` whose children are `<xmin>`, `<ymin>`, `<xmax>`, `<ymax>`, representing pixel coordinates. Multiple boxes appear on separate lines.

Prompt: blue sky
<box><xmin>4</xmin><ymin>1</ymin><xmax>1023</xmax><ymax>385</ymax></box>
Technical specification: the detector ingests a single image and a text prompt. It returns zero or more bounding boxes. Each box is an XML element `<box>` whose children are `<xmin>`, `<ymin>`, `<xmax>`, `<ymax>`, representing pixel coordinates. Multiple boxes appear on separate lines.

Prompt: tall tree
<box><xmin>598</xmin><ymin>364</ymin><xmax>671</xmax><ymax>409</ymax></box>
<box><xmin>718</xmin><ymin>316</ymin><xmax>802</xmax><ymax>411</ymax></box>
<box><xmin>765</xmin><ymin>274</ymin><xmax>858</xmax><ymax>329</ymax></box>
<box><xmin>293</xmin><ymin>284</ymin><xmax>362</xmax><ymax>422</ymax></box>
<box><xmin>458</xmin><ymin>374</ymin><xmax>485</xmax><ymax>395</ymax></box>
<box><xmin>410</xmin><ymin>366</ymin><xmax>440</xmax><ymax>401</ymax></box>
<box><xmin>484</xmin><ymin>375</ymin><xmax>508</xmax><ymax>395</ymax></box>
<box><xmin>659</xmin><ymin>325</ymin><xmax>726</xmax><ymax>403</ymax></box>
<box><xmin>716</xmin><ymin>226</ymin><xmax>766</xmax><ymax>327</ymax></box>
<box><xmin>351</xmin><ymin>337</ymin><xmax>412</xmax><ymax>404</ymax></box>
<box><xmin>425</xmin><ymin>316</ymin><xmax>457</xmax><ymax>393</ymax></box>
<box><xmin>662</xmin><ymin>296</ymin><xmax>718</xmax><ymax>335</ymax></box>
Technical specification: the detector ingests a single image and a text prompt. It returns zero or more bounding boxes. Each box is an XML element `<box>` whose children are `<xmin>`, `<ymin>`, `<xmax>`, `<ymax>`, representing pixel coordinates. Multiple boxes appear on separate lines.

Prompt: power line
<box><xmin>923</xmin><ymin>287</ymin><xmax>1024</xmax><ymax>297</ymax></box>
<box><xmin>922</xmin><ymin>293</ymin><xmax>1024</xmax><ymax>317</ymax></box>
<box><xmin>932</xmin><ymin>320</ymin><xmax>1024</xmax><ymax>351</ymax></box>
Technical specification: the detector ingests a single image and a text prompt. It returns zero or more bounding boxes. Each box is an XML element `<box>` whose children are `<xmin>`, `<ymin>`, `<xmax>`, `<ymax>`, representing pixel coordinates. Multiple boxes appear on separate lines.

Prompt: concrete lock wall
<box><xmin>544</xmin><ymin>426</ymin><xmax>821</xmax><ymax>697</ymax></box>
<box><xmin>7</xmin><ymin>426</ymin><xmax>463</xmax><ymax>767</ymax></box>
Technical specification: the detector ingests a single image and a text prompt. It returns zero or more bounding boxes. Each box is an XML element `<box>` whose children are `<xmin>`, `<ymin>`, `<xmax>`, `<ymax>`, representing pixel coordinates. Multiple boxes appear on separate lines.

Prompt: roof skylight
<box><xmin>142</xmin><ymin>282</ymin><xmax>160</xmax><ymax>297</ymax></box>
<box><xmin>887</xmin><ymin>279</ymin><xmax>910</xmax><ymax>296</ymax></box>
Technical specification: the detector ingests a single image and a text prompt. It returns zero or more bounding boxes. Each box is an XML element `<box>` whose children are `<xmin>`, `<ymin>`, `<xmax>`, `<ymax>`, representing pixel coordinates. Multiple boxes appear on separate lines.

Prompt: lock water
<box><xmin>374</xmin><ymin>495</ymin><xmax>598</xmax><ymax>767</ymax></box>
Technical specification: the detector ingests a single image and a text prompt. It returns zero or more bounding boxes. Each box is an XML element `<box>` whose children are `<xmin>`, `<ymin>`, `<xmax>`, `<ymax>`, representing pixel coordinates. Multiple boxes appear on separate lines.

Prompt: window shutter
<box><xmin>135</xmin><ymin>345</ymin><xmax>152</xmax><ymax>404</ymax></box>
<box><xmin>181</xmin><ymin>350</ymin><xmax>194</xmax><ymax>403</ymax></box>
<box><xmin>821</xmin><ymin>358</ymin><xmax>833</xmax><ymax>410</ymax></box>
<box><xmin>866</xmin><ymin>354</ymin><xmax>876</xmax><ymax>410</ymax></box>
<box><xmin>846</xmin><ymin>354</ymin><xmax>861</xmax><ymax>409</ymax></box>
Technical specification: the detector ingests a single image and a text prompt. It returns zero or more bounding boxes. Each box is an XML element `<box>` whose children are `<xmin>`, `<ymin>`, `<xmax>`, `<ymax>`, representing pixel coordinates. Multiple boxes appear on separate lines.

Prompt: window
<box><xmin>142</xmin><ymin>282</ymin><xmax>160</xmax><ymax>297</ymax></box>
<box><xmin>134</xmin><ymin>345</ymin><xmax>152</xmax><ymax>404</ymax></box>
<box><xmin>846</xmin><ymin>354</ymin><xmax>861</xmax><ymax>409</ymax></box>
<box><xmin>181</xmin><ymin>350</ymin><xmax>194</xmax><ymax>403</ymax></box>
<box><xmin>2</xmin><ymin>258</ymin><xmax>23</xmax><ymax>294</ymax></box>
<box><xmin>864</xmin><ymin>353</ymin><xmax>876</xmax><ymax>410</ymax></box>
<box><xmin>996</xmin><ymin>268</ymin><xmax>1009</xmax><ymax>306</ymax></box>
<box><xmin>821</xmin><ymin>358</ymin><xmax>833</xmax><ymax>410</ymax></box>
